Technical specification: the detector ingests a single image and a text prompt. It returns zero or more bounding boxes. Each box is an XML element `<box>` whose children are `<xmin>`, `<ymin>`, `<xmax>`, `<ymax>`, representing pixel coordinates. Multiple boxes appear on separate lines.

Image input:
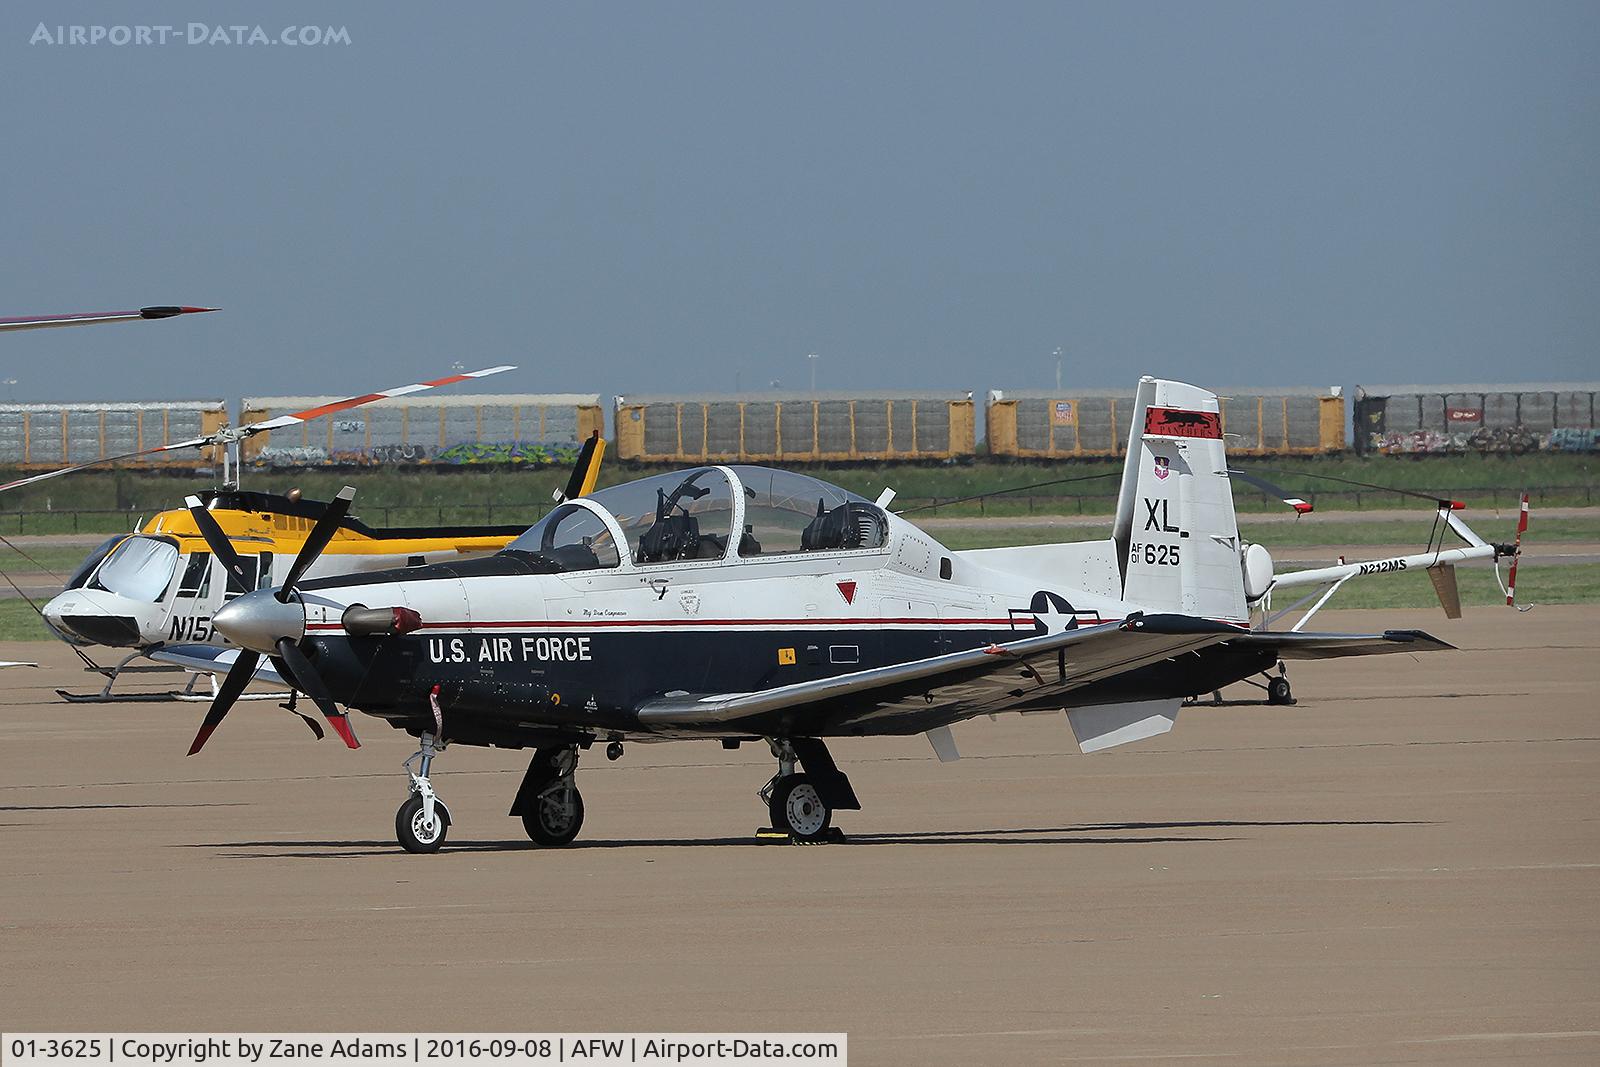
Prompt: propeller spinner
<box><xmin>187</xmin><ymin>486</ymin><xmax>360</xmax><ymax>754</ymax></box>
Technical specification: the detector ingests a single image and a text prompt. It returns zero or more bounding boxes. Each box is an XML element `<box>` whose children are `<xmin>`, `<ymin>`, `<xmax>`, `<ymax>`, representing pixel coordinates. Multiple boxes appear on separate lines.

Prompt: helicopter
<box><xmin>164</xmin><ymin>376</ymin><xmax>1527</xmax><ymax>853</ymax></box>
<box><xmin>0</xmin><ymin>365</ymin><xmax>577</xmax><ymax>700</ymax></box>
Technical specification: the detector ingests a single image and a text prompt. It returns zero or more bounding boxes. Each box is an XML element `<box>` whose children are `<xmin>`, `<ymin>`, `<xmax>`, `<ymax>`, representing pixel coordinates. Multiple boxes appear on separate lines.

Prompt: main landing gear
<box><xmin>509</xmin><ymin>745</ymin><xmax>585</xmax><ymax>847</ymax></box>
<box><xmin>759</xmin><ymin>738</ymin><xmax>859</xmax><ymax>842</ymax></box>
<box><xmin>396</xmin><ymin>732</ymin><xmax>453</xmax><ymax>854</ymax></box>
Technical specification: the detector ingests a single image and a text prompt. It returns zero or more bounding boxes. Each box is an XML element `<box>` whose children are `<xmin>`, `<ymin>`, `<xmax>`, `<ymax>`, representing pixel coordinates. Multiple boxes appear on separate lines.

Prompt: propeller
<box><xmin>1500</xmin><ymin>491</ymin><xmax>1531</xmax><ymax>611</ymax></box>
<box><xmin>183</xmin><ymin>496</ymin><xmax>251</xmax><ymax>593</ymax></box>
<box><xmin>555</xmin><ymin>431</ymin><xmax>606</xmax><ymax>502</ymax></box>
<box><xmin>1227</xmin><ymin>469</ymin><xmax>1314</xmax><ymax>514</ymax></box>
<box><xmin>277</xmin><ymin>486</ymin><xmax>354</xmax><ymax>599</ymax></box>
<box><xmin>186</xmin><ymin>486</ymin><xmax>361</xmax><ymax>754</ymax></box>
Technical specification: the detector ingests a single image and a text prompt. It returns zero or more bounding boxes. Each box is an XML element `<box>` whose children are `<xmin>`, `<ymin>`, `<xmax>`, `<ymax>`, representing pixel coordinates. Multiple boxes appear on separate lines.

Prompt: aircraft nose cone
<box><xmin>41</xmin><ymin>590</ymin><xmax>143</xmax><ymax>647</ymax></box>
<box><xmin>213</xmin><ymin>589</ymin><xmax>305</xmax><ymax>653</ymax></box>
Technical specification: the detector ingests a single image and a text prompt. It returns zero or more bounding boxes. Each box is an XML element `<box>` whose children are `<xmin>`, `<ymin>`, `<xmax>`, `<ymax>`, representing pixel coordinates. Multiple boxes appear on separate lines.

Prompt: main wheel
<box><xmin>396</xmin><ymin>794</ymin><xmax>450</xmax><ymax>854</ymax></box>
<box><xmin>522</xmin><ymin>784</ymin><xmax>585</xmax><ymax>846</ymax></box>
<box><xmin>1267</xmin><ymin>676</ymin><xmax>1293</xmax><ymax>705</ymax></box>
<box><xmin>768</xmin><ymin>774</ymin><xmax>832</xmax><ymax>841</ymax></box>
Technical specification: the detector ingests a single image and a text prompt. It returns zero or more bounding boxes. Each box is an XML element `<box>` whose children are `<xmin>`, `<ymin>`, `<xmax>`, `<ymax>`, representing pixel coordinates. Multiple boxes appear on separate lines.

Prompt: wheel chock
<box><xmin>754</xmin><ymin>827</ymin><xmax>847</xmax><ymax>844</ymax></box>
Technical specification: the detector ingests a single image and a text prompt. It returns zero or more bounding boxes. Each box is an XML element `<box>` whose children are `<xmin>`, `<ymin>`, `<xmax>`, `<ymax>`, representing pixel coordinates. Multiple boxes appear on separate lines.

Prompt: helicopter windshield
<box><xmin>64</xmin><ymin>536</ymin><xmax>125</xmax><ymax>591</ymax></box>
<box><xmin>90</xmin><ymin>536</ymin><xmax>179</xmax><ymax>602</ymax></box>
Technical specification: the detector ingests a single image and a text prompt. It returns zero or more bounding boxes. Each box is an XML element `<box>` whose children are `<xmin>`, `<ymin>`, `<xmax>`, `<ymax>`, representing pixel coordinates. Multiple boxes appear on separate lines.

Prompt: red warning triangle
<box><xmin>836</xmin><ymin>580</ymin><xmax>857</xmax><ymax>605</ymax></box>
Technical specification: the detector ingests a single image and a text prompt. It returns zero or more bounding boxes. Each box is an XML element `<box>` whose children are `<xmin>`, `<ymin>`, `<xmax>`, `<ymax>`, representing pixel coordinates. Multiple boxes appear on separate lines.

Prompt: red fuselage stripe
<box><xmin>305</xmin><ymin>615</ymin><xmax>1107</xmax><ymax>631</ymax></box>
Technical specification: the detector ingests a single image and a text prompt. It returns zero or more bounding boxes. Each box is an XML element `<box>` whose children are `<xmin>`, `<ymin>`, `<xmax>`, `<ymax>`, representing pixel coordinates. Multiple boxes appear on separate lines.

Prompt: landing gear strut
<box><xmin>396</xmin><ymin>732</ymin><xmax>453</xmax><ymax>853</ymax></box>
<box><xmin>758</xmin><ymin>738</ymin><xmax>858</xmax><ymax>842</ymax></box>
<box><xmin>1266</xmin><ymin>661</ymin><xmax>1294</xmax><ymax>705</ymax></box>
<box><xmin>510</xmin><ymin>745</ymin><xmax>585</xmax><ymax>847</ymax></box>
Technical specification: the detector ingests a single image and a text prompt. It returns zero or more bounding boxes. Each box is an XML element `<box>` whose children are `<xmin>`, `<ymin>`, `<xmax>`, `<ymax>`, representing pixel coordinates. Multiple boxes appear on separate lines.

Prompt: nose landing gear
<box><xmin>396</xmin><ymin>732</ymin><xmax>453</xmax><ymax>853</ymax></box>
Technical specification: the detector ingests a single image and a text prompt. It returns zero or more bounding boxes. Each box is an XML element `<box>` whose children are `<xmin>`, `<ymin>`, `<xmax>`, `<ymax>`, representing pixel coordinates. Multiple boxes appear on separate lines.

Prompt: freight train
<box><xmin>0</xmin><ymin>383</ymin><xmax>1594</xmax><ymax>472</ymax></box>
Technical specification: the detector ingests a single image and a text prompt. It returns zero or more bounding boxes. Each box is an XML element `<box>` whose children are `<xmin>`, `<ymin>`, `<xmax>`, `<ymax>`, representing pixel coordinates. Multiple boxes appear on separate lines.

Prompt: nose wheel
<box><xmin>397</xmin><ymin>793</ymin><xmax>450</xmax><ymax>853</ymax></box>
<box><xmin>396</xmin><ymin>732</ymin><xmax>453</xmax><ymax>854</ymax></box>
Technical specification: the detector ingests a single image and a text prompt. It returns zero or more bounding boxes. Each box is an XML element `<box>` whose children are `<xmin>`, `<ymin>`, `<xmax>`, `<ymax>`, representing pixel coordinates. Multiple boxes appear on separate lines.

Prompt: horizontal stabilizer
<box><xmin>1231</xmin><ymin>629</ymin><xmax>1454</xmax><ymax>660</ymax></box>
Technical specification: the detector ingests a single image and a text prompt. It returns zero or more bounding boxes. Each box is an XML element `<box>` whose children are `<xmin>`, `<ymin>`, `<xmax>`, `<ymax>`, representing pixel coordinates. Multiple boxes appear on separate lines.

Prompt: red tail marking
<box><xmin>1144</xmin><ymin>407</ymin><xmax>1221</xmax><ymax>440</ymax></box>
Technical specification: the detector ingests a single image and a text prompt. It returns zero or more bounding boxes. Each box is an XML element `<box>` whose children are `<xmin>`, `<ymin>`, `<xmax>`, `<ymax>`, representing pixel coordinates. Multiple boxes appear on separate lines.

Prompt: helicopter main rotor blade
<box><xmin>241</xmin><ymin>365</ymin><xmax>516</xmax><ymax>437</ymax></box>
<box><xmin>0</xmin><ymin>436</ymin><xmax>210</xmax><ymax>494</ymax></box>
<box><xmin>275</xmin><ymin>638</ymin><xmax>359</xmax><ymax>749</ymax></box>
<box><xmin>0</xmin><ymin>306</ymin><xmax>216</xmax><ymax>333</ymax></box>
<box><xmin>187</xmin><ymin>650</ymin><xmax>261</xmax><ymax>755</ymax></box>
<box><xmin>276</xmin><ymin>486</ymin><xmax>355</xmax><ymax>601</ymax></box>
<box><xmin>183</xmin><ymin>495</ymin><xmax>252</xmax><ymax>593</ymax></box>
<box><xmin>0</xmin><ymin>364</ymin><xmax>513</xmax><ymax>495</ymax></box>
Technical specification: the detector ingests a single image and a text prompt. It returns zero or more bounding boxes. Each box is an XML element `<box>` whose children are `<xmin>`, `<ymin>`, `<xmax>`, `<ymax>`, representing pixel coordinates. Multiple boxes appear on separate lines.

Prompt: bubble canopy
<box><xmin>504</xmin><ymin>466</ymin><xmax>889</xmax><ymax>571</ymax></box>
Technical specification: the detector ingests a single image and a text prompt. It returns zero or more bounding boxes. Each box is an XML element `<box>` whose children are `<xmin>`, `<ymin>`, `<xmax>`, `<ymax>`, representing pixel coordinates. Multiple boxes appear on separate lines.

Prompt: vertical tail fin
<box><xmin>1112</xmin><ymin>377</ymin><xmax>1248</xmax><ymax>622</ymax></box>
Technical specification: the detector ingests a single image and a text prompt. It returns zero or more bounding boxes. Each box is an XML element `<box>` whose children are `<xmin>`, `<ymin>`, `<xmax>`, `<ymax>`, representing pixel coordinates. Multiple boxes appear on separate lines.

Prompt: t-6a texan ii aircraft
<box><xmin>174</xmin><ymin>377</ymin><xmax>1517</xmax><ymax>853</ymax></box>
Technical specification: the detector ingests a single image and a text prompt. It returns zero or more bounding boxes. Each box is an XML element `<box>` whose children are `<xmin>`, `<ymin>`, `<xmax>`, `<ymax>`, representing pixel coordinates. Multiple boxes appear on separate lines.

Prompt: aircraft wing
<box><xmin>636</xmin><ymin>614</ymin><xmax>1242</xmax><ymax>731</ymax></box>
<box><xmin>0</xmin><ymin>306</ymin><xmax>215</xmax><ymax>332</ymax></box>
<box><xmin>1228</xmin><ymin>629</ymin><xmax>1454</xmax><ymax>660</ymax></box>
<box><xmin>150</xmin><ymin>644</ymin><xmax>287</xmax><ymax>687</ymax></box>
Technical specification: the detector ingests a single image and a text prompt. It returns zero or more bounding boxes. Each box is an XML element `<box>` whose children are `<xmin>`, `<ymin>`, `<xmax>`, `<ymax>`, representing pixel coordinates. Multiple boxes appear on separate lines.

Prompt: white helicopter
<box><xmin>0</xmin><ymin>304</ymin><xmax>217</xmax><ymax>668</ymax></box>
<box><xmin>168</xmin><ymin>376</ymin><xmax>1529</xmax><ymax>852</ymax></box>
<box><xmin>1</xmin><ymin>365</ymin><xmax>525</xmax><ymax>699</ymax></box>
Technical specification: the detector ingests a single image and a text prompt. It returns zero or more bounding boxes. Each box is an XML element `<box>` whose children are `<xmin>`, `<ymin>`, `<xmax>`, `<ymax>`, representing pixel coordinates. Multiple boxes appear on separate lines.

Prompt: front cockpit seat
<box><xmin>800</xmin><ymin>500</ymin><xmax>888</xmax><ymax>551</ymax></box>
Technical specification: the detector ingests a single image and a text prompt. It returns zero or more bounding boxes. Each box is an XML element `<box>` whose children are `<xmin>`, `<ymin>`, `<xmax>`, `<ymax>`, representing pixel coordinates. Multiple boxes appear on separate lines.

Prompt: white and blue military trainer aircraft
<box><xmin>170</xmin><ymin>377</ymin><xmax>1518</xmax><ymax>853</ymax></box>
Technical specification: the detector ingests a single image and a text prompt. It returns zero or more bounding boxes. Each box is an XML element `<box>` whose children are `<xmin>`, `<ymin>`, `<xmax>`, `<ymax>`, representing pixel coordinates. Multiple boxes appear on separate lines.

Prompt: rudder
<box><xmin>1112</xmin><ymin>377</ymin><xmax>1247</xmax><ymax>622</ymax></box>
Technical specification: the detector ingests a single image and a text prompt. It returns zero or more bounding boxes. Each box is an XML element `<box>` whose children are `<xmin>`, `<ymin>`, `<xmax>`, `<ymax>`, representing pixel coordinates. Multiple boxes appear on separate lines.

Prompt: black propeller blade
<box><xmin>559</xmin><ymin>431</ymin><xmax>605</xmax><ymax>501</ymax></box>
<box><xmin>187</xmin><ymin>650</ymin><xmax>261</xmax><ymax>755</ymax></box>
<box><xmin>275</xmin><ymin>638</ymin><xmax>360</xmax><ymax>748</ymax></box>
<box><xmin>183</xmin><ymin>495</ymin><xmax>252</xmax><ymax>593</ymax></box>
<box><xmin>1227</xmin><ymin>469</ymin><xmax>1314</xmax><ymax>514</ymax></box>
<box><xmin>277</xmin><ymin>485</ymin><xmax>355</xmax><ymax>600</ymax></box>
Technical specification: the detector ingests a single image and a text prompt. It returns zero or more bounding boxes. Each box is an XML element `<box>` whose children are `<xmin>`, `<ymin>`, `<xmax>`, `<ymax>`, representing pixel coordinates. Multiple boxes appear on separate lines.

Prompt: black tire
<box><xmin>521</xmin><ymin>784</ymin><xmax>584</xmax><ymax>846</ymax></box>
<box><xmin>1267</xmin><ymin>676</ymin><xmax>1293</xmax><ymax>705</ymax></box>
<box><xmin>396</xmin><ymin>794</ymin><xmax>450</xmax><ymax>854</ymax></box>
<box><xmin>768</xmin><ymin>774</ymin><xmax>832</xmax><ymax>841</ymax></box>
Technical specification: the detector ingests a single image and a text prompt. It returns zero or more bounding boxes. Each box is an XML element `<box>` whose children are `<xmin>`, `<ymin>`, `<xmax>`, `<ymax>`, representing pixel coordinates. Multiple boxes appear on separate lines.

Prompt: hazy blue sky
<box><xmin>3</xmin><ymin>1</ymin><xmax>1596</xmax><ymax>403</ymax></box>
